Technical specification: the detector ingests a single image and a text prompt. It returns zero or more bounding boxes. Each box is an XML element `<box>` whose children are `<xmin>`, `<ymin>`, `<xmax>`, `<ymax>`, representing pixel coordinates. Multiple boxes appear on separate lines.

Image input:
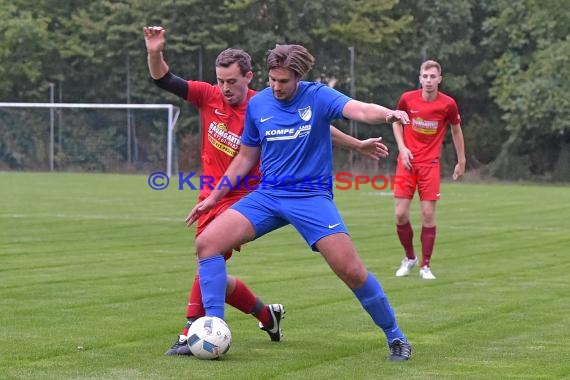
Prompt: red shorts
<box><xmin>393</xmin><ymin>161</ymin><xmax>441</xmax><ymax>201</ymax></box>
<box><xmin>195</xmin><ymin>194</ymin><xmax>245</xmax><ymax>260</ymax></box>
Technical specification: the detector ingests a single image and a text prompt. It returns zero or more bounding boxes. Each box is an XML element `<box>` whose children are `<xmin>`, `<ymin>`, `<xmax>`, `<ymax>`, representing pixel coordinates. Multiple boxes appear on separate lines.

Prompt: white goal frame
<box><xmin>0</xmin><ymin>102</ymin><xmax>180</xmax><ymax>176</ymax></box>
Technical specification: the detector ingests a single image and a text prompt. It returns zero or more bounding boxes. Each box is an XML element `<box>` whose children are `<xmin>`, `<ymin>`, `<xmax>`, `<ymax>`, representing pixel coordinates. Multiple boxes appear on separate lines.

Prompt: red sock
<box><xmin>420</xmin><ymin>226</ymin><xmax>437</xmax><ymax>267</ymax></box>
<box><xmin>183</xmin><ymin>275</ymin><xmax>205</xmax><ymax>335</ymax></box>
<box><xmin>226</xmin><ymin>278</ymin><xmax>271</xmax><ymax>327</ymax></box>
<box><xmin>257</xmin><ymin>307</ymin><xmax>271</xmax><ymax>328</ymax></box>
<box><xmin>397</xmin><ymin>222</ymin><xmax>416</xmax><ymax>260</ymax></box>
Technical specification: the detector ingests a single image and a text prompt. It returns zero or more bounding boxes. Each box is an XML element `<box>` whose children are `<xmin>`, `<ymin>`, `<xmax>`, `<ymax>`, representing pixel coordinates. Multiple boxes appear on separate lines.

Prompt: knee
<box><xmin>195</xmin><ymin>233</ymin><xmax>214</xmax><ymax>258</ymax></box>
<box><xmin>341</xmin><ymin>263</ymin><xmax>369</xmax><ymax>289</ymax></box>
<box><xmin>395</xmin><ymin>209</ymin><xmax>409</xmax><ymax>225</ymax></box>
<box><xmin>421</xmin><ymin>210</ymin><xmax>435</xmax><ymax>225</ymax></box>
<box><xmin>226</xmin><ymin>275</ymin><xmax>237</xmax><ymax>295</ymax></box>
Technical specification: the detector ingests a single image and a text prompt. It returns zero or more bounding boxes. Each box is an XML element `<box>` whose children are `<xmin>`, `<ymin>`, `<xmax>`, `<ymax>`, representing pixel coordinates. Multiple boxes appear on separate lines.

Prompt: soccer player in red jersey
<box><xmin>392</xmin><ymin>60</ymin><xmax>466</xmax><ymax>280</ymax></box>
<box><xmin>143</xmin><ymin>26</ymin><xmax>389</xmax><ymax>355</ymax></box>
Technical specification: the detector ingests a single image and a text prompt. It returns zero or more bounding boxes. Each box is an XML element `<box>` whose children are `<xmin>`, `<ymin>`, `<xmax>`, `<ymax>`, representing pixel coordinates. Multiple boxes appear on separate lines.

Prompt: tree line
<box><xmin>0</xmin><ymin>0</ymin><xmax>568</xmax><ymax>180</ymax></box>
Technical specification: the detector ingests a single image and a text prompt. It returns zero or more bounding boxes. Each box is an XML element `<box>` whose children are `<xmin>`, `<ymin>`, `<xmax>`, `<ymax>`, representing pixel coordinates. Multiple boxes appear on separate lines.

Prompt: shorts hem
<box><xmin>310</xmin><ymin>231</ymin><xmax>350</xmax><ymax>252</ymax></box>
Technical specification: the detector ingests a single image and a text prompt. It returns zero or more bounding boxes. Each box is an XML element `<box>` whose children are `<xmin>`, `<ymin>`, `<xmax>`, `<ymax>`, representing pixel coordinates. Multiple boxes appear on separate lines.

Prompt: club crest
<box><xmin>298</xmin><ymin>106</ymin><xmax>312</xmax><ymax>121</ymax></box>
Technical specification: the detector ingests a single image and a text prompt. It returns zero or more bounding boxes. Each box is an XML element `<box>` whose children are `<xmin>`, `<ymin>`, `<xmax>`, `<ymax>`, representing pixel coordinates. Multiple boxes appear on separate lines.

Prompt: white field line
<box><xmin>365</xmin><ymin>191</ymin><xmax>394</xmax><ymax>196</ymax></box>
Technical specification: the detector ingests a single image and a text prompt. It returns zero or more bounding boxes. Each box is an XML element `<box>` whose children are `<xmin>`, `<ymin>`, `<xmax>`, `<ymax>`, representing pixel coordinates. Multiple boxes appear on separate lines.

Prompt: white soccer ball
<box><xmin>186</xmin><ymin>316</ymin><xmax>232</xmax><ymax>359</ymax></box>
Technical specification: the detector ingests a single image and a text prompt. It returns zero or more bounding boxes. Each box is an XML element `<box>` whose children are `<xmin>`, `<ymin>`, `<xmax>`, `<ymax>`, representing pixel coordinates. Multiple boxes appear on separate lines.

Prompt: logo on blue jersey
<box><xmin>298</xmin><ymin>106</ymin><xmax>312</xmax><ymax>121</ymax></box>
<box><xmin>266</xmin><ymin>125</ymin><xmax>311</xmax><ymax>141</ymax></box>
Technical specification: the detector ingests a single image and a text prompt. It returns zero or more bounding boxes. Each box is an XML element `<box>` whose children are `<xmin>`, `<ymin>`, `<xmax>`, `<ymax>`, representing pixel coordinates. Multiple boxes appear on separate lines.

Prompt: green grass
<box><xmin>1</xmin><ymin>172</ymin><xmax>569</xmax><ymax>379</ymax></box>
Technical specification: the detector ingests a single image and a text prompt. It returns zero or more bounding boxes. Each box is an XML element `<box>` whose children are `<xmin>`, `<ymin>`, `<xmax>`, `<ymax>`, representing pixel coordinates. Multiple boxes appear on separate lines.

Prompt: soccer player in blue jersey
<box><xmin>186</xmin><ymin>44</ymin><xmax>412</xmax><ymax>361</ymax></box>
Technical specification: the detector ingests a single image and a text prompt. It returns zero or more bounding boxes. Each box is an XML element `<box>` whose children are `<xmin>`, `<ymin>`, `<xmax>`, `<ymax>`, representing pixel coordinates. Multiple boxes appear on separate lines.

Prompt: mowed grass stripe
<box><xmin>1</xmin><ymin>172</ymin><xmax>569</xmax><ymax>379</ymax></box>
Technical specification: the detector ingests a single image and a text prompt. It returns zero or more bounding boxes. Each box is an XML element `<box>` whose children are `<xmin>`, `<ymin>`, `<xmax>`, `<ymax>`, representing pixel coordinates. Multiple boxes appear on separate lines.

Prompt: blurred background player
<box><xmin>392</xmin><ymin>60</ymin><xmax>466</xmax><ymax>280</ymax></box>
<box><xmin>144</xmin><ymin>26</ymin><xmax>390</xmax><ymax>355</ymax></box>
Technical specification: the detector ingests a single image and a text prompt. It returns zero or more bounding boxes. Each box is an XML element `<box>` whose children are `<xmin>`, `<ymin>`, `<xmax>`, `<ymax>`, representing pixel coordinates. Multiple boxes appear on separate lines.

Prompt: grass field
<box><xmin>1</xmin><ymin>172</ymin><xmax>569</xmax><ymax>379</ymax></box>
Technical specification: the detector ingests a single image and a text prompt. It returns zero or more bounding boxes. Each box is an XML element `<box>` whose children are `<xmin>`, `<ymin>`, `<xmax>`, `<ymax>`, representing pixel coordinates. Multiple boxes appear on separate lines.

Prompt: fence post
<box><xmin>49</xmin><ymin>83</ymin><xmax>55</xmax><ymax>171</ymax></box>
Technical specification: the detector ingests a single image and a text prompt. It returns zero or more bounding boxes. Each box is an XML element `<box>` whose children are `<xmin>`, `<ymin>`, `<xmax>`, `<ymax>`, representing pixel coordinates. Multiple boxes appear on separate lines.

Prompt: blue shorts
<box><xmin>230</xmin><ymin>189</ymin><xmax>349</xmax><ymax>251</ymax></box>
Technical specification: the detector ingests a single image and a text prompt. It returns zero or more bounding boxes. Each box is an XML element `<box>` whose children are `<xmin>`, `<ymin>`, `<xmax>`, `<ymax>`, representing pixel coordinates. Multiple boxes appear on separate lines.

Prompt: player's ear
<box><xmin>245</xmin><ymin>71</ymin><xmax>254</xmax><ymax>82</ymax></box>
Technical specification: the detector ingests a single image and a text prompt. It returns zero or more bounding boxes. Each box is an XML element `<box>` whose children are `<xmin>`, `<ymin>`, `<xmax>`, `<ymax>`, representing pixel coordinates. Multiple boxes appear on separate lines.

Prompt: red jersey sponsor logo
<box><xmin>411</xmin><ymin>118</ymin><xmax>439</xmax><ymax>135</ymax></box>
<box><xmin>207</xmin><ymin>122</ymin><xmax>241</xmax><ymax>157</ymax></box>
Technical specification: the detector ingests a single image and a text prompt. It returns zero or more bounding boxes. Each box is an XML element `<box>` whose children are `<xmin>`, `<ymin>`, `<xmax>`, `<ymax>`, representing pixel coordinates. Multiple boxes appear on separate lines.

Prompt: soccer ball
<box><xmin>186</xmin><ymin>316</ymin><xmax>232</xmax><ymax>359</ymax></box>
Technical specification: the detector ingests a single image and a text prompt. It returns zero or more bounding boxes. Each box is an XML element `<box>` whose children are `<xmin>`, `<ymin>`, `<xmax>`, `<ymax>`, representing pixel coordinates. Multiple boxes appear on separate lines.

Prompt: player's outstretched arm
<box><xmin>185</xmin><ymin>145</ymin><xmax>261</xmax><ymax>227</ymax></box>
<box><xmin>330</xmin><ymin>126</ymin><xmax>388</xmax><ymax>160</ymax></box>
<box><xmin>342</xmin><ymin>100</ymin><xmax>409</xmax><ymax>126</ymax></box>
<box><xmin>143</xmin><ymin>26</ymin><xmax>169</xmax><ymax>80</ymax></box>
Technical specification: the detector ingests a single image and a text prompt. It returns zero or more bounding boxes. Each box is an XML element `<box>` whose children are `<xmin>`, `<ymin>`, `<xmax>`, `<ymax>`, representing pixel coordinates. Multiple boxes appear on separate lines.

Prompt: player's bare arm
<box><xmin>450</xmin><ymin>123</ymin><xmax>466</xmax><ymax>180</ymax></box>
<box><xmin>330</xmin><ymin>126</ymin><xmax>388</xmax><ymax>160</ymax></box>
<box><xmin>143</xmin><ymin>26</ymin><xmax>169</xmax><ymax>79</ymax></box>
<box><xmin>392</xmin><ymin>121</ymin><xmax>413</xmax><ymax>170</ymax></box>
<box><xmin>342</xmin><ymin>100</ymin><xmax>410</xmax><ymax>125</ymax></box>
<box><xmin>185</xmin><ymin>145</ymin><xmax>261</xmax><ymax>227</ymax></box>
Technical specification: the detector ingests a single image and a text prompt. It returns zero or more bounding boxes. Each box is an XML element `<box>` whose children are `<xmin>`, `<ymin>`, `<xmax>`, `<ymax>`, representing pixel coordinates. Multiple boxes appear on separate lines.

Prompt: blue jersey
<box><xmin>242</xmin><ymin>81</ymin><xmax>351</xmax><ymax>192</ymax></box>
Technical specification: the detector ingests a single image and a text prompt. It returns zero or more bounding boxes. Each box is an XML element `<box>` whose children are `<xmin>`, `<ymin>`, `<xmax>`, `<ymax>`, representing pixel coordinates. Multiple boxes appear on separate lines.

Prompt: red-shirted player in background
<box><xmin>143</xmin><ymin>26</ymin><xmax>390</xmax><ymax>355</ymax></box>
<box><xmin>392</xmin><ymin>60</ymin><xmax>466</xmax><ymax>280</ymax></box>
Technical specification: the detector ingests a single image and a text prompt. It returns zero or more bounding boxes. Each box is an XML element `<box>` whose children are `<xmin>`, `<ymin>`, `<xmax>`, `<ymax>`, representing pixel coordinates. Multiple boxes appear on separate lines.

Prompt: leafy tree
<box><xmin>0</xmin><ymin>2</ymin><xmax>54</xmax><ymax>100</ymax></box>
<box><xmin>1</xmin><ymin>0</ymin><xmax>567</xmax><ymax>180</ymax></box>
<box><xmin>483</xmin><ymin>0</ymin><xmax>570</xmax><ymax>179</ymax></box>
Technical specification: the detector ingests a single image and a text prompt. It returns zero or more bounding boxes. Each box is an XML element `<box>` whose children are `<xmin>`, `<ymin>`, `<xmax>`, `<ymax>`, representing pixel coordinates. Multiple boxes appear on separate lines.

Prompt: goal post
<box><xmin>0</xmin><ymin>102</ymin><xmax>180</xmax><ymax>176</ymax></box>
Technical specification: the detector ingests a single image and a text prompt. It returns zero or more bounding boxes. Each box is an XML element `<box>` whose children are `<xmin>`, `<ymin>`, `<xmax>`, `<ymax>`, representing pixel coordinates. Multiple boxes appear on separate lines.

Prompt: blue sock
<box><xmin>352</xmin><ymin>272</ymin><xmax>407</xmax><ymax>343</ymax></box>
<box><xmin>198</xmin><ymin>255</ymin><xmax>227</xmax><ymax>319</ymax></box>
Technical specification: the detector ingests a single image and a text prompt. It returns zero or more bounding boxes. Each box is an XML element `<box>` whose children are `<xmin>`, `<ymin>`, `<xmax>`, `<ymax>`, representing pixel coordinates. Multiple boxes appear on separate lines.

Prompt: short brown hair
<box><xmin>420</xmin><ymin>60</ymin><xmax>442</xmax><ymax>74</ymax></box>
<box><xmin>266</xmin><ymin>44</ymin><xmax>315</xmax><ymax>78</ymax></box>
<box><xmin>216</xmin><ymin>48</ymin><xmax>252</xmax><ymax>76</ymax></box>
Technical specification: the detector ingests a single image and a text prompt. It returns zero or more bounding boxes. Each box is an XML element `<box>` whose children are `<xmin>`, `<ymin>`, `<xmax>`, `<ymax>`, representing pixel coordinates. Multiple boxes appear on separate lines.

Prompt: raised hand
<box><xmin>143</xmin><ymin>26</ymin><xmax>166</xmax><ymax>54</ymax></box>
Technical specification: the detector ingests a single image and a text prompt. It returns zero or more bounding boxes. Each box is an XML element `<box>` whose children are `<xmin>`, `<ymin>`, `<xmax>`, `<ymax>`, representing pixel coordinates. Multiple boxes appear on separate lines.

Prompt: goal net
<box><xmin>0</xmin><ymin>103</ymin><xmax>180</xmax><ymax>176</ymax></box>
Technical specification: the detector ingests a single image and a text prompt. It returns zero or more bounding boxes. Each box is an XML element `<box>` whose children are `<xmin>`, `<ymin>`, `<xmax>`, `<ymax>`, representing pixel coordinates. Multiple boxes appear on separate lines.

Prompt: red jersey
<box><xmin>396</xmin><ymin>89</ymin><xmax>461</xmax><ymax>165</ymax></box>
<box><xmin>186</xmin><ymin>81</ymin><xmax>260</xmax><ymax>199</ymax></box>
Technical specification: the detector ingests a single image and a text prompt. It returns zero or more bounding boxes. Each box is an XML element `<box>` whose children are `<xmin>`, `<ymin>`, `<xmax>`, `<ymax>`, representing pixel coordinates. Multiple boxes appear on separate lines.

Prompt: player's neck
<box><xmin>230</xmin><ymin>94</ymin><xmax>249</xmax><ymax>107</ymax></box>
<box><xmin>421</xmin><ymin>89</ymin><xmax>438</xmax><ymax>102</ymax></box>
